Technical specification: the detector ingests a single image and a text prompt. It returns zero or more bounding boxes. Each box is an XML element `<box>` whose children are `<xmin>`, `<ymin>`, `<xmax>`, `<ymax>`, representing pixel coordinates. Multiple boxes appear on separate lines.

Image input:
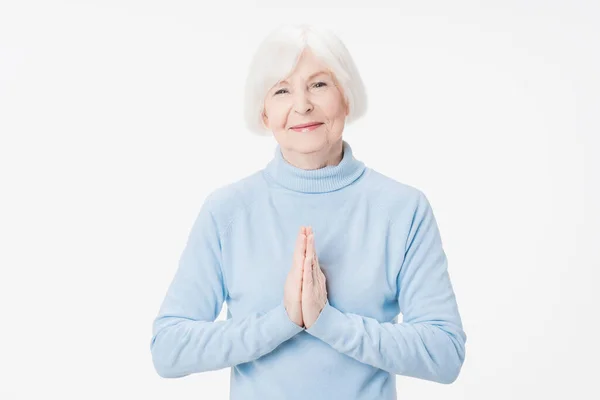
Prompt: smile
<box><xmin>290</xmin><ymin>123</ymin><xmax>323</xmax><ymax>132</ymax></box>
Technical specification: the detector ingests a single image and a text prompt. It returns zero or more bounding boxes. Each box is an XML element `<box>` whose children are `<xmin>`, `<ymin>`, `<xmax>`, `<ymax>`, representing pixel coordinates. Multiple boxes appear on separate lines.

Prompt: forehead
<box><xmin>278</xmin><ymin>48</ymin><xmax>332</xmax><ymax>84</ymax></box>
<box><xmin>278</xmin><ymin>69</ymin><xmax>330</xmax><ymax>85</ymax></box>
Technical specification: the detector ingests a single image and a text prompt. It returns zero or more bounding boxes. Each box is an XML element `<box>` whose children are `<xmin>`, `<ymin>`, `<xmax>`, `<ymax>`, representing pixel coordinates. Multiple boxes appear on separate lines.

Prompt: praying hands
<box><xmin>283</xmin><ymin>226</ymin><xmax>328</xmax><ymax>329</ymax></box>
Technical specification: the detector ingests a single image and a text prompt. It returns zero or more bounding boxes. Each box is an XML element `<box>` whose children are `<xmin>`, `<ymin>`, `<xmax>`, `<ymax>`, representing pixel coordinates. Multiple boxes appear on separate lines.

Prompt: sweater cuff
<box><xmin>263</xmin><ymin>301</ymin><xmax>305</xmax><ymax>344</ymax></box>
<box><xmin>305</xmin><ymin>300</ymin><xmax>346</xmax><ymax>341</ymax></box>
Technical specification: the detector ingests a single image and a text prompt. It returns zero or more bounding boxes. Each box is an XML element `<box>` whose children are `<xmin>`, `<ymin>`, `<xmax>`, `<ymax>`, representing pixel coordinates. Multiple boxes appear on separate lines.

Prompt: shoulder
<box><xmin>201</xmin><ymin>170</ymin><xmax>267</xmax><ymax>233</ymax></box>
<box><xmin>366</xmin><ymin>168</ymin><xmax>422</xmax><ymax>199</ymax></box>
<box><xmin>364</xmin><ymin>169</ymin><xmax>441</xmax><ymax>249</ymax></box>
<box><xmin>364</xmin><ymin>168</ymin><xmax>428</xmax><ymax>222</ymax></box>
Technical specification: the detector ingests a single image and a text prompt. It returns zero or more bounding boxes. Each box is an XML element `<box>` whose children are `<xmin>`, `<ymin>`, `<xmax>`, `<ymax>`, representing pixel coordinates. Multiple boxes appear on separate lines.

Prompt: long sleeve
<box><xmin>150</xmin><ymin>194</ymin><xmax>304</xmax><ymax>379</ymax></box>
<box><xmin>305</xmin><ymin>191</ymin><xmax>466</xmax><ymax>384</ymax></box>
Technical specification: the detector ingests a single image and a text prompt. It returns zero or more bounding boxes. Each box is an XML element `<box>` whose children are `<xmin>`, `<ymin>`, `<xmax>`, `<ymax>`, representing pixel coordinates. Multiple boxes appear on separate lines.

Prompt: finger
<box><xmin>310</xmin><ymin>234</ymin><xmax>317</xmax><ymax>283</ymax></box>
<box><xmin>312</xmin><ymin>253</ymin><xmax>317</xmax><ymax>285</ymax></box>
<box><xmin>303</xmin><ymin>254</ymin><xmax>311</xmax><ymax>286</ymax></box>
<box><xmin>299</xmin><ymin>230</ymin><xmax>307</xmax><ymax>258</ymax></box>
<box><xmin>313</xmin><ymin>247</ymin><xmax>324</xmax><ymax>280</ymax></box>
<box><xmin>316</xmin><ymin>255</ymin><xmax>324</xmax><ymax>288</ymax></box>
<box><xmin>314</xmin><ymin>267</ymin><xmax>321</xmax><ymax>296</ymax></box>
<box><xmin>294</xmin><ymin>227</ymin><xmax>306</xmax><ymax>264</ymax></box>
<box><xmin>310</xmin><ymin>234</ymin><xmax>318</xmax><ymax>281</ymax></box>
<box><xmin>303</xmin><ymin>234</ymin><xmax>314</xmax><ymax>285</ymax></box>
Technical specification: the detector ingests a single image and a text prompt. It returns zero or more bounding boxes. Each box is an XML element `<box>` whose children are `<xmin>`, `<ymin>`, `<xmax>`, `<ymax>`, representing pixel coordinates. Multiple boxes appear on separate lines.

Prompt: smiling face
<box><xmin>262</xmin><ymin>47</ymin><xmax>349</xmax><ymax>155</ymax></box>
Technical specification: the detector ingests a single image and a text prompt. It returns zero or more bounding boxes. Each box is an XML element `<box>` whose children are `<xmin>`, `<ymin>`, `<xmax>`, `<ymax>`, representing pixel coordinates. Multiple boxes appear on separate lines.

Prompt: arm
<box><xmin>150</xmin><ymin>194</ymin><xmax>304</xmax><ymax>378</ymax></box>
<box><xmin>305</xmin><ymin>191</ymin><xmax>466</xmax><ymax>384</ymax></box>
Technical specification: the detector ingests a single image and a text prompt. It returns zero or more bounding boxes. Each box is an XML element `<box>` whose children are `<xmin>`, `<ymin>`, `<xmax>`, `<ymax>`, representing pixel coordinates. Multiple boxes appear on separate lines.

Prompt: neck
<box><xmin>263</xmin><ymin>139</ymin><xmax>367</xmax><ymax>194</ymax></box>
<box><xmin>280</xmin><ymin>140</ymin><xmax>344</xmax><ymax>170</ymax></box>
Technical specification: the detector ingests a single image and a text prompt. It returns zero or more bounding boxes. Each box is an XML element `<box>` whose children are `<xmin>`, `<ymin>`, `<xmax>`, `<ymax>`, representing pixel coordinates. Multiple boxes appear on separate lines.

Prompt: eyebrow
<box><xmin>278</xmin><ymin>70</ymin><xmax>329</xmax><ymax>85</ymax></box>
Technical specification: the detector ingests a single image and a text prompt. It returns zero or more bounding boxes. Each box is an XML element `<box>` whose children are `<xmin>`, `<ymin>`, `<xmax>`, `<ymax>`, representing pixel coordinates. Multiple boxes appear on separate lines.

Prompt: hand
<box><xmin>302</xmin><ymin>227</ymin><xmax>328</xmax><ymax>329</ymax></box>
<box><xmin>284</xmin><ymin>226</ymin><xmax>307</xmax><ymax>328</ymax></box>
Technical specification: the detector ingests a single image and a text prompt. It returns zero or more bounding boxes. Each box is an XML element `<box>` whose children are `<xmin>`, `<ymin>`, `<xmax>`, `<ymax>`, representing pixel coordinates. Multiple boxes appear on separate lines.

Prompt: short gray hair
<box><xmin>243</xmin><ymin>24</ymin><xmax>368</xmax><ymax>136</ymax></box>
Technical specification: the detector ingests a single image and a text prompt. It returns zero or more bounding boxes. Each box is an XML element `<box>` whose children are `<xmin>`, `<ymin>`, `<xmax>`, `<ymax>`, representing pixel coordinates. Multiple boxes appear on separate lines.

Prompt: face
<box><xmin>262</xmin><ymin>48</ymin><xmax>349</xmax><ymax>155</ymax></box>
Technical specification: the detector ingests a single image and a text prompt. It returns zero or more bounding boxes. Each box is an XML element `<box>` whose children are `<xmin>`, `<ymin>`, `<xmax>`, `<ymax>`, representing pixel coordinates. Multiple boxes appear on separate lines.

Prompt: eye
<box><xmin>273</xmin><ymin>82</ymin><xmax>326</xmax><ymax>96</ymax></box>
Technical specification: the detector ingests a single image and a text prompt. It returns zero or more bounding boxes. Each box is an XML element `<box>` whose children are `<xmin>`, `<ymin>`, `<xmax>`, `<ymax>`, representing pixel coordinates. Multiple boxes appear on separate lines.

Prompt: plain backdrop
<box><xmin>1</xmin><ymin>1</ymin><xmax>598</xmax><ymax>399</ymax></box>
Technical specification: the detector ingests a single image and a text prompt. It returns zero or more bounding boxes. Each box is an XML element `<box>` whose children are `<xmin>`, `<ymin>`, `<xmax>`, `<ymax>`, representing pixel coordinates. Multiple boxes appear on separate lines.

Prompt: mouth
<box><xmin>290</xmin><ymin>122</ymin><xmax>323</xmax><ymax>132</ymax></box>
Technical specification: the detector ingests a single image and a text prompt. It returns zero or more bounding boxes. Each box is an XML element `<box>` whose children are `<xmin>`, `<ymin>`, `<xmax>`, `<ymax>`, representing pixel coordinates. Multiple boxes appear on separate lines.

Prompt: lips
<box><xmin>290</xmin><ymin>122</ymin><xmax>322</xmax><ymax>129</ymax></box>
<box><xmin>290</xmin><ymin>123</ymin><xmax>323</xmax><ymax>132</ymax></box>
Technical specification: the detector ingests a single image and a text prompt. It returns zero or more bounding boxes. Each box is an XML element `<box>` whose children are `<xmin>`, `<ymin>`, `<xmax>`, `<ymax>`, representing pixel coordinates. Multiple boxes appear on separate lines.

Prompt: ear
<box><xmin>261</xmin><ymin>110</ymin><xmax>269</xmax><ymax>129</ymax></box>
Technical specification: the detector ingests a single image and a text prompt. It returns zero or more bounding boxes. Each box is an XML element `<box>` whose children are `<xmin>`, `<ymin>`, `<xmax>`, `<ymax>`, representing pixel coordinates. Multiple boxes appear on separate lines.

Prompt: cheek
<box><xmin>266</xmin><ymin>102</ymin><xmax>289</xmax><ymax>128</ymax></box>
<box><xmin>320</xmin><ymin>93</ymin><xmax>346</xmax><ymax>120</ymax></box>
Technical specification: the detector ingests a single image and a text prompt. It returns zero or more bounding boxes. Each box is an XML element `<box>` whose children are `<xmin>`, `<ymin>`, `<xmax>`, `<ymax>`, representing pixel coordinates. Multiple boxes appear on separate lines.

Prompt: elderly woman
<box><xmin>150</xmin><ymin>24</ymin><xmax>466</xmax><ymax>399</ymax></box>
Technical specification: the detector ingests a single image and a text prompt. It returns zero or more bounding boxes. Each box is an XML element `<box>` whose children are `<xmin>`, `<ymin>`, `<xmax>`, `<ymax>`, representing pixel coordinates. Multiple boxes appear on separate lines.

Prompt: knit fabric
<box><xmin>150</xmin><ymin>140</ymin><xmax>466</xmax><ymax>399</ymax></box>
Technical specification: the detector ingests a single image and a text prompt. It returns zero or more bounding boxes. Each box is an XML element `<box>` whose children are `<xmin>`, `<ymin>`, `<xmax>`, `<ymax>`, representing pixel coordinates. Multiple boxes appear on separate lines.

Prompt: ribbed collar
<box><xmin>263</xmin><ymin>140</ymin><xmax>366</xmax><ymax>193</ymax></box>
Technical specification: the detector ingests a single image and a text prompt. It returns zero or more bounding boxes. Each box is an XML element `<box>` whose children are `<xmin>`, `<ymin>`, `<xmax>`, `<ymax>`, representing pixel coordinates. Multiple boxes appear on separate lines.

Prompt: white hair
<box><xmin>243</xmin><ymin>24</ymin><xmax>368</xmax><ymax>136</ymax></box>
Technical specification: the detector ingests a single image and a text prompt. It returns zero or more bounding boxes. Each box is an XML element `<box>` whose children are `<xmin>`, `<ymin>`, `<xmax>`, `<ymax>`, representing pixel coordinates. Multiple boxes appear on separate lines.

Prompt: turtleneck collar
<box><xmin>263</xmin><ymin>140</ymin><xmax>367</xmax><ymax>194</ymax></box>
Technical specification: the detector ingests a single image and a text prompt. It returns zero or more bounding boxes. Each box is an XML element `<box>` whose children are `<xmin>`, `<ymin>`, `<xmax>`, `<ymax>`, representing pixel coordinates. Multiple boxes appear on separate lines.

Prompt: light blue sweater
<box><xmin>150</xmin><ymin>140</ymin><xmax>466</xmax><ymax>399</ymax></box>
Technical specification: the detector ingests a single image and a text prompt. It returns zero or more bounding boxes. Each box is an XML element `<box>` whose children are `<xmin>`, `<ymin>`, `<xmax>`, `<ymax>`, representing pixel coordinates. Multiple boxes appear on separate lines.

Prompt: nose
<box><xmin>292</xmin><ymin>90</ymin><xmax>314</xmax><ymax>114</ymax></box>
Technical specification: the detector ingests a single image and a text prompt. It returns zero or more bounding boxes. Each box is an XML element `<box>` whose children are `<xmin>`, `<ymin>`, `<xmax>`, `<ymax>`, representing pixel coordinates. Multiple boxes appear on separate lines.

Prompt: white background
<box><xmin>1</xmin><ymin>1</ymin><xmax>598</xmax><ymax>399</ymax></box>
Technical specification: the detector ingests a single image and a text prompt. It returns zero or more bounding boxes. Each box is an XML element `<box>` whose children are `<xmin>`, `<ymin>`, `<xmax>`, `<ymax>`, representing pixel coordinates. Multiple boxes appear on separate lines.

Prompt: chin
<box><xmin>295</xmin><ymin>136</ymin><xmax>326</xmax><ymax>151</ymax></box>
<box><xmin>277</xmin><ymin>129</ymin><xmax>328</xmax><ymax>150</ymax></box>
